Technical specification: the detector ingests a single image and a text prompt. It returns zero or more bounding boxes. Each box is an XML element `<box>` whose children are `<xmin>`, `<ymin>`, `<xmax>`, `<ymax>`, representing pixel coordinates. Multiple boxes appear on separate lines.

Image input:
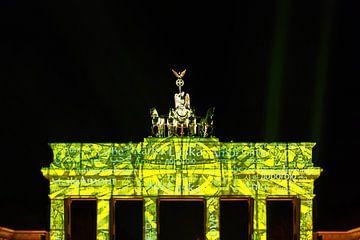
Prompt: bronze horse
<box><xmin>150</xmin><ymin>108</ymin><xmax>165</xmax><ymax>137</ymax></box>
<box><xmin>199</xmin><ymin>107</ymin><xmax>215</xmax><ymax>137</ymax></box>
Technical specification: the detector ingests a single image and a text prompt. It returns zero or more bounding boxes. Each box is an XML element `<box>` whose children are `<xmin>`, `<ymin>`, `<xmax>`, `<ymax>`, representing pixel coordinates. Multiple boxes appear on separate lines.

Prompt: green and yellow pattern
<box><xmin>42</xmin><ymin>137</ymin><xmax>321</xmax><ymax>240</ymax></box>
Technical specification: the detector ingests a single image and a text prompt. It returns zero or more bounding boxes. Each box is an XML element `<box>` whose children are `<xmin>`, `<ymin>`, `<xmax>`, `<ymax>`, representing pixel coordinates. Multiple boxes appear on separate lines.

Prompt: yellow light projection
<box><xmin>42</xmin><ymin>137</ymin><xmax>321</xmax><ymax>240</ymax></box>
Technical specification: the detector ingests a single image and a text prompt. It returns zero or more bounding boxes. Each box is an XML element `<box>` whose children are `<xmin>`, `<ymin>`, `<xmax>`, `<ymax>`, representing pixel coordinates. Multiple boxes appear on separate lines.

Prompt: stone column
<box><xmin>49</xmin><ymin>199</ymin><xmax>65</xmax><ymax>240</ymax></box>
<box><xmin>97</xmin><ymin>198</ymin><xmax>111</xmax><ymax>240</ymax></box>
<box><xmin>205</xmin><ymin>197</ymin><xmax>220</xmax><ymax>240</ymax></box>
<box><xmin>253</xmin><ymin>197</ymin><xmax>267</xmax><ymax>240</ymax></box>
<box><xmin>144</xmin><ymin>197</ymin><xmax>157</xmax><ymax>240</ymax></box>
<box><xmin>299</xmin><ymin>198</ymin><xmax>313</xmax><ymax>240</ymax></box>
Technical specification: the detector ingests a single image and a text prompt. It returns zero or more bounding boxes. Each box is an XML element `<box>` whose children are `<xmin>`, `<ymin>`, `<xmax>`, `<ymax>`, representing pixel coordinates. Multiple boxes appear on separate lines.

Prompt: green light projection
<box><xmin>42</xmin><ymin>137</ymin><xmax>321</xmax><ymax>240</ymax></box>
<box><xmin>265</xmin><ymin>0</ymin><xmax>290</xmax><ymax>140</ymax></box>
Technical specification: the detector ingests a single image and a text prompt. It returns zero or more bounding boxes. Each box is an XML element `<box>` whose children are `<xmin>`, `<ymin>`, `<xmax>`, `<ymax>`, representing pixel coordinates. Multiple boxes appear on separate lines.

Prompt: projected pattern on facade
<box><xmin>42</xmin><ymin>138</ymin><xmax>321</xmax><ymax>240</ymax></box>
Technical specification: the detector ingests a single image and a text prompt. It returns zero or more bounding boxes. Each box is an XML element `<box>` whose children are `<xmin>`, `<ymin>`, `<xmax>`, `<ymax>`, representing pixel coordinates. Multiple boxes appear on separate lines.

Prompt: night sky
<box><xmin>1</xmin><ymin>0</ymin><xmax>359</xmax><ymax>233</ymax></box>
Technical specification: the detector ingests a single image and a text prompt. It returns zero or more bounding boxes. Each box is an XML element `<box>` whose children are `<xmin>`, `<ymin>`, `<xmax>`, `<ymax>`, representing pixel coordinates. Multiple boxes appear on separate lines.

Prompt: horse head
<box><xmin>150</xmin><ymin>107</ymin><xmax>159</xmax><ymax>119</ymax></box>
<box><xmin>206</xmin><ymin>107</ymin><xmax>215</xmax><ymax>122</ymax></box>
<box><xmin>199</xmin><ymin>107</ymin><xmax>215</xmax><ymax>137</ymax></box>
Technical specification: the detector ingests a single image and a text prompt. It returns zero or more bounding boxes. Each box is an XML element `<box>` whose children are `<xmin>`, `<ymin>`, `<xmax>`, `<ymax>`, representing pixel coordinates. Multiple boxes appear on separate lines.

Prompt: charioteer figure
<box><xmin>150</xmin><ymin>69</ymin><xmax>214</xmax><ymax>137</ymax></box>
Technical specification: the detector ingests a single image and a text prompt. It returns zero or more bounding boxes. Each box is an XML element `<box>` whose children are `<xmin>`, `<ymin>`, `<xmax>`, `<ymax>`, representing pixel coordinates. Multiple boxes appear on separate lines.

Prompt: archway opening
<box><xmin>65</xmin><ymin>199</ymin><xmax>97</xmax><ymax>240</ymax></box>
<box><xmin>158</xmin><ymin>199</ymin><xmax>205</xmax><ymax>240</ymax></box>
<box><xmin>220</xmin><ymin>198</ymin><xmax>253</xmax><ymax>240</ymax></box>
<box><xmin>267</xmin><ymin>198</ymin><xmax>299</xmax><ymax>240</ymax></box>
<box><xmin>112</xmin><ymin>199</ymin><xmax>144</xmax><ymax>240</ymax></box>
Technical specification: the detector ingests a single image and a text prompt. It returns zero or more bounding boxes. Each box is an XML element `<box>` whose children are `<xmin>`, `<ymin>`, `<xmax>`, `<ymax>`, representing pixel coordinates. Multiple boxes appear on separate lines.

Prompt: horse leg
<box><xmin>181</xmin><ymin>124</ymin><xmax>185</xmax><ymax>136</ymax></box>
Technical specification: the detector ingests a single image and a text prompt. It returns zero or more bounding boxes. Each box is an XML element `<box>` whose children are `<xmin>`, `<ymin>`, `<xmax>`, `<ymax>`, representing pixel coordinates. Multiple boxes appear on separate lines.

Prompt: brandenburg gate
<box><xmin>42</xmin><ymin>70</ymin><xmax>321</xmax><ymax>240</ymax></box>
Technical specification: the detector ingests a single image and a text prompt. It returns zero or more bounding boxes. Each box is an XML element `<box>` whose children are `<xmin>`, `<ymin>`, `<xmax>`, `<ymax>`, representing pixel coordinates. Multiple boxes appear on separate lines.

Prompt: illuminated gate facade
<box><xmin>41</xmin><ymin>70</ymin><xmax>321</xmax><ymax>240</ymax></box>
<box><xmin>42</xmin><ymin>139</ymin><xmax>321</xmax><ymax>240</ymax></box>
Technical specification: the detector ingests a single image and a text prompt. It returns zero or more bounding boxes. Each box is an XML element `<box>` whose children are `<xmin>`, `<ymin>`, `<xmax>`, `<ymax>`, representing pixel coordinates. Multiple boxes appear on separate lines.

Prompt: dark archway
<box><xmin>158</xmin><ymin>199</ymin><xmax>205</xmax><ymax>240</ymax></box>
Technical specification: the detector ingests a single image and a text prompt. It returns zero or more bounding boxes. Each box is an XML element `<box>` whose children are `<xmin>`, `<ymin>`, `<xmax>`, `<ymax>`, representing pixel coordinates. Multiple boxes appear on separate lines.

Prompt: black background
<box><xmin>1</xmin><ymin>0</ymin><xmax>359</xmax><ymax>232</ymax></box>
